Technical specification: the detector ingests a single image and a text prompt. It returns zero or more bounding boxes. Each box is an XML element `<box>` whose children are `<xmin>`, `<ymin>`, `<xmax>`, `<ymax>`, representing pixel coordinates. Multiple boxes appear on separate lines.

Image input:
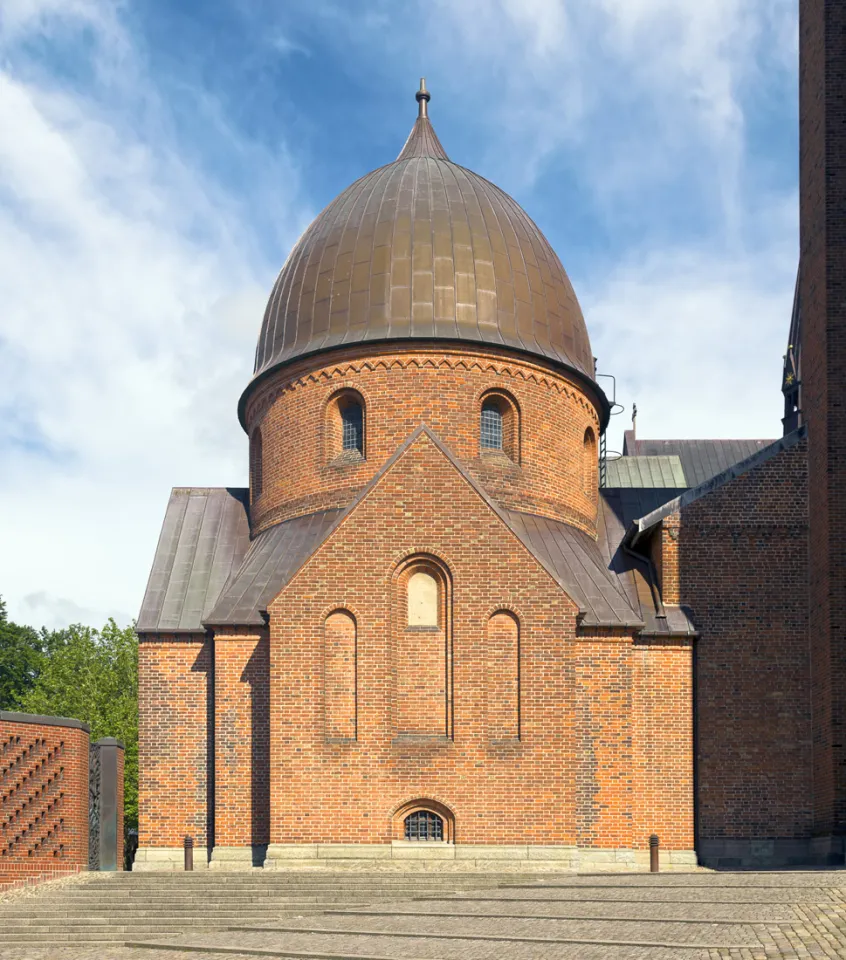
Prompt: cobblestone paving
<box><xmin>0</xmin><ymin>872</ymin><xmax>844</xmax><ymax>959</ymax></box>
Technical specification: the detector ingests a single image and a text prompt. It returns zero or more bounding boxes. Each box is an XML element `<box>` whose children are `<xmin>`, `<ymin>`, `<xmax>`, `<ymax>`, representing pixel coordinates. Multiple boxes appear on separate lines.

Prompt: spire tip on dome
<box><xmin>416</xmin><ymin>77</ymin><xmax>430</xmax><ymax>118</ymax></box>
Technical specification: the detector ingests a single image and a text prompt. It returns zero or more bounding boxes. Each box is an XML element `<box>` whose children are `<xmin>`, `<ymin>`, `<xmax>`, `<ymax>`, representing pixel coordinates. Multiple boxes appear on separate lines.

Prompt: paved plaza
<box><xmin>0</xmin><ymin>871</ymin><xmax>845</xmax><ymax>959</ymax></box>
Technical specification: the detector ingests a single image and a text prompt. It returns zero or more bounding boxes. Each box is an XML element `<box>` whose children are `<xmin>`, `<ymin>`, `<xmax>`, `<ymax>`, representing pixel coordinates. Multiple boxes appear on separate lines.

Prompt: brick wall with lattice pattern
<box><xmin>0</xmin><ymin>714</ymin><xmax>90</xmax><ymax>886</ymax></box>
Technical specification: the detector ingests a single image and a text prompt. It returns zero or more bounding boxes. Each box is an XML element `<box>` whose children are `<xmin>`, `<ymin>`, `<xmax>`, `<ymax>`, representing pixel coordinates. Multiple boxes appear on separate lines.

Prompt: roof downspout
<box><xmin>621</xmin><ymin>537</ymin><xmax>667</xmax><ymax>621</ymax></box>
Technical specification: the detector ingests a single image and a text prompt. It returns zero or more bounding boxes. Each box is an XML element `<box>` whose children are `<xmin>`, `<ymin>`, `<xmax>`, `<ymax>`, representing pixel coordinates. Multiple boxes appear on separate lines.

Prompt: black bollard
<box><xmin>649</xmin><ymin>834</ymin><xmax>659</xmax><ymax>873</ymax></box>
<box><xmin>184</xmin><ymin>835</ymin><xmax>193</xmax><ymax>872</ymax></box>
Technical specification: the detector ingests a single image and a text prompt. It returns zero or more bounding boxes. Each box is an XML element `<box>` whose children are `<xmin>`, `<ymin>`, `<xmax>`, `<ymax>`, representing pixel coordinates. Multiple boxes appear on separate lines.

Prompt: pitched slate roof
<box><xmin>204</xmin><ymin>510</ymin><xmax>343</xmax><ymax>626</ymax></box>
<box><xmin>137</xmin><ymin>488</ymin><xmax>250</xmax><ymax>634</ymax></box>
<box><xmin>604</xmin><ymin>455</ymin><xmax>686</xmax><ymax>488</ymax></box>
<box><xmin>622</xmin><ymin>438</ymin><xmax>774</xmax><ymax>487</ymax></box>
<box><xmin>502</xmin><ymin>509</ymin><xmax>643</xmax><ymax>628</ymax></box>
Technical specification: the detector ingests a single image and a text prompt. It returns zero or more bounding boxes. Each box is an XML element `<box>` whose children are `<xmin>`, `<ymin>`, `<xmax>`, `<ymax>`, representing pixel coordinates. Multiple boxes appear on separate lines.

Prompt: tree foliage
<box><xmin>0</xmin><ymin>600</ymin><xmax>139</xmax><ymax>829</ymax></box>
<box><xmin>0</xmin><ymin>596</ymin><xmax>44</xmax><ymax>710</ymax></box>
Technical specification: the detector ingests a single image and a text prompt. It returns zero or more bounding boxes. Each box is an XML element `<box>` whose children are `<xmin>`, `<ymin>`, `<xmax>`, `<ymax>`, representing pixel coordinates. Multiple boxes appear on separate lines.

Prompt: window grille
<box><xmin>341</xmin><ymin>402</ymin><xmax>363</xmax><ymax>453</ymax></box>
<box><xmin>404</xmin><ymin>810</ymin><xmax>444</xmax><ymax>841</ymax></box>
<box><xmin>480</xmin><ymin>400</ymin><xmax>503</xmax><ymax>450</ymax></box>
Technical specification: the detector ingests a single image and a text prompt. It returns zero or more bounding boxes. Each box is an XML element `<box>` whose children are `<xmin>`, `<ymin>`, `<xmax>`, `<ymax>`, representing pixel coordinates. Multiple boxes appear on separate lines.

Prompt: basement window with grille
<box><xmin>404</xmin><ymin>810</ymin><xmax>444</xmax><ymax>841</ymax></box>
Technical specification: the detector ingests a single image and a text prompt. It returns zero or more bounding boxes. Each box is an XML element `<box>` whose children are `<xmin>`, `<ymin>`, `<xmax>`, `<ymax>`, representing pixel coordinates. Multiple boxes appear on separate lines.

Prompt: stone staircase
<box><xmin>0</xmin><ymin>871</ymin><xmax>515</xmax><ymax>947</ymax></box>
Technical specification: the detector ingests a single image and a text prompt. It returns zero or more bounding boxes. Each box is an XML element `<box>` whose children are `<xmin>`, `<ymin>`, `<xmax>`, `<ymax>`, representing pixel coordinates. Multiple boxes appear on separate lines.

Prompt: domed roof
<box><xmin>246</xmin><ymin>82</ymin><xmax>598</xmax><ymax>414</ymax></box>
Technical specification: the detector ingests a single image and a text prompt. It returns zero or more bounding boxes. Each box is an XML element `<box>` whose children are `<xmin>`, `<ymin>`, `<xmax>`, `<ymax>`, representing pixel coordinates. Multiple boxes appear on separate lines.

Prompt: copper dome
<box><xmin>246</xmin><ymin>82</ymin><xmax>598</xmax><ymax>415</ymax></box>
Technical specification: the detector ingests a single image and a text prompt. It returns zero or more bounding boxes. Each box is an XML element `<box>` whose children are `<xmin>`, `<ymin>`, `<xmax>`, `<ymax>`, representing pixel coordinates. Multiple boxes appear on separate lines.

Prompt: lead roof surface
<box><xmin>137</xmin><ymin>488</ymin><xmax>250</xmax><ymax>634</ymax></box>
<box><xmin>624</xmin><ymin>438</ymin><xmax>774</xmax><ymax>488</ymax></box>
<box><xmin>604</xmin><ymin>455</ymin><xmax>686</xmax><ymax>488</ymax></box>
<box><xmin>248</xmin><ymin>109</ymin><xmax>595</xmax><ymax>405</ymax></box>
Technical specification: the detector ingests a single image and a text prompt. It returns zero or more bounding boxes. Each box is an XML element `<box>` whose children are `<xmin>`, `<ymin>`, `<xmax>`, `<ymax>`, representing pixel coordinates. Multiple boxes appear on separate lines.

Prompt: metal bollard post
<box><xmin>649</xmin><ymin>834</ymin><xmax>659</xmax><ymax>873</ymax></box>
<box><xmin>184</xmin><ymin>836</ymin><xmax>193</xmax><ymax>872</ymax></box>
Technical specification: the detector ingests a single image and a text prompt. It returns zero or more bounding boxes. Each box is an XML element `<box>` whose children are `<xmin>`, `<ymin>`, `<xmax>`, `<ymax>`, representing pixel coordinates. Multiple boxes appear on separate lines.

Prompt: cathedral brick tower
<box><xmin>135</xmin><ymin>82</ymin><xmax>697</xmax><ymax>871</ymax></box>
<box><xmin>799</xmin><ymin>0</ymin><xmax>846</xmax><ymax>856</ymax></box>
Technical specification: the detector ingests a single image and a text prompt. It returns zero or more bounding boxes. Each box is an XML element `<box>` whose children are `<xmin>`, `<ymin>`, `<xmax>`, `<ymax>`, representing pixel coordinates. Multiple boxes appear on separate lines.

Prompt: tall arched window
<box><xmin>479</xmin><ymin>390</ymin><xmax>520</xmax><ymax>462</ymax></box>
<box><xmin>250</xmin><ymin>428</ymin><xmax>263</xmax><ymax>501</ymax></box>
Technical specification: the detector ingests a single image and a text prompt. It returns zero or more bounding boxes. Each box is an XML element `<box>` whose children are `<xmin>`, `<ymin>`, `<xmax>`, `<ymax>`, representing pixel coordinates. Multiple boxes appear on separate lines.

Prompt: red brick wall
<box><xmin>631</xmin><ymin>638</ymin><xmax>695</xmax><ymax>850</ymax></box>
<box><xmin>800</xmin><ymin>0</ymin><xmax>846</xmax><ymax>837</ymax></box>
<box><xmin>138</xmin><ymin>638</ymin><xmax>212</xmax><ymax>849</ymax></box>
<box><xmin>325</xmin><ymin>611</ymin><xmax>357</xmax><ymax>741</ymax></box>
<box><xmin>486</xmin><ymin>611</ymin><xmax>520</xmax><ymax>741</ymax></box>
<box><xmin>677</xmin><ymin>441</ymin><xmax>812</xmax><ymax>842</ymax></box>
<box><xmin>268</xmin><ymin>431</ymin><xmax>693</xmax><ymax>849</ymax></box>
<box><xmin>0</xmin><ymin>716</ymin><xmax>90</xmax><ymax>885</ymax></box>
<box><xmin>213</xmin><ymin>630</ymin><xmax>269</xmax><ymax>847</ymax></box>
<box><xmin>245</xmin><ymin>344</ymin><xmax>601</xmax><ymax>538</ymax></box>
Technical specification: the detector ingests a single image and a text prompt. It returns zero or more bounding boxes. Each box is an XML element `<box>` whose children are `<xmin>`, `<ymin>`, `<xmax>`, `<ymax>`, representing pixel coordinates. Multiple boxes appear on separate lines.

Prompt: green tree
<box><xmin>17</xmin><ymin>619</ymin><xmax>139</xmax><ymax>829</ymax></box>
<box><xmin>0</xmin><ymin>595</ymin><xmax>44</xmax><ymax>710</ymax></box>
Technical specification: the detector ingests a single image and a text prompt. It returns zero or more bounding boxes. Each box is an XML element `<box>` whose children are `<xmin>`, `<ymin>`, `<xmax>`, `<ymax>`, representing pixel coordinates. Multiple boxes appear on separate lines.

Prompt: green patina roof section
<box><xmin>605</xmin><ymin>455</ymin><xmax>687</xmax><ymax>489</ymax></box>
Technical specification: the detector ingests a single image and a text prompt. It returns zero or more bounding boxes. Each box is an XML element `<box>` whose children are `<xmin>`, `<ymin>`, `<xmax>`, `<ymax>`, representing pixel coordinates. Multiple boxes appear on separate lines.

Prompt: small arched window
<box><xmin>479</xmin><ymin>390</ymin><xmax>520</xmax><ymax>462</ymax></box>
<box><xmin>583</xmin><ymin>427</ymin><xmax>597</xmax><ymax>497</ymax></box>
<box><xmin>480</xmin><ymin>399</ymin><xmax>503</xmax><ymax>450</ymax></box>
<box><xmin>404</xmin><ymin>810</ymin><xmax>444</xmax><ymax>841</ymax></box>
<box><xmin>341</xmin><ymin>399</ymin><xmax>363</xmax><ymax>454</ymax></box>
<box><xmin>326</xmin><ymin>389</ymin><xmax>366</xmax><ymax>463</ymax></box>
<box><xmin>250</xmin><ymin>428</ymin><xmax>263</xmax><ymax>501</ymax></box>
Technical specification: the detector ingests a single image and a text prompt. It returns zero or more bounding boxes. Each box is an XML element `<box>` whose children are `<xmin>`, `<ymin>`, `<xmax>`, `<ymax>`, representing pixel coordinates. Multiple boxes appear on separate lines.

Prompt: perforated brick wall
<box><xmin>0</xmin><ymin>714</ymin><xmax>90</xmax><ymax>886</ymax></box>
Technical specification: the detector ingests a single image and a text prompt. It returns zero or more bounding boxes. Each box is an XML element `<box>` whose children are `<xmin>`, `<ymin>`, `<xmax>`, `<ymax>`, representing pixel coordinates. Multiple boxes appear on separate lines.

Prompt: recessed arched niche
<box><xmin>393</xmin><ymin>556</ymin><xmax>452</xmax><ymax>739</ymax></box>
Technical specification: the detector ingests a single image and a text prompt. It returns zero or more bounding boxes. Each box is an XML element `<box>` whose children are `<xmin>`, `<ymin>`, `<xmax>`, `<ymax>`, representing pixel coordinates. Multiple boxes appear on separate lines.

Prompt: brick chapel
<box><xmin>136</xmin><ymin>0</ymin><xmax>846</xmax><ymax>872</ymax></box>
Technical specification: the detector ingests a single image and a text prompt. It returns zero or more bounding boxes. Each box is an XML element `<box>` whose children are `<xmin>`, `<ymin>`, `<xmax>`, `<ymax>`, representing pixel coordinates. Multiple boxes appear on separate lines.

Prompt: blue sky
<box><xmin>0</xmin><ymin>0</ymin><xmax>799</xmax><ymax>629</ymax></box>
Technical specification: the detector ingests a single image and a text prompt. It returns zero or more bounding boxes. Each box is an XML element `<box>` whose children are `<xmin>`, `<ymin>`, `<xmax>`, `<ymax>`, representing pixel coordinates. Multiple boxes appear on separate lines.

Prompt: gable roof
<box><xmin>137</xmin><ymin>488</ymin><xmax>250</xmax><ymax>634</ymax></box>
<box><xmin>138</xmin><ymin>426</ymin><xmax>646</xmax><ymax>633</ymax></box>
<box><xmin>625</xmin><ymin>426</ymin><xmax>807</xmax><ymax>547</ymax></box>
<box><xmin>622</xmin><ymin>438</ymin><xmax>774</xmax><ymax>487</ymax></box>
<box><xmin>204</xmin><ymin>510</ymin><xmax>343</xmax><ymax>626</ymax></box>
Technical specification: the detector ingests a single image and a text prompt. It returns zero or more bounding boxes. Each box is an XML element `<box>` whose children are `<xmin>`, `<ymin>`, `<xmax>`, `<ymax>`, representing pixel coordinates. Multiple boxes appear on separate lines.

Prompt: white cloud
<box><xmin>0</xmin><ymin>0</ymin><xmax>802</xmax><ymax>629</ymax></box>
<box><xmin>584</xmin><ymin>191</ymin><xmax>799</xmax><ymax>453</ymax></box>
<box><xmin>0</xmin><ymin>4</ymin><xmax>305</xmax><ymax>629</ymax></box>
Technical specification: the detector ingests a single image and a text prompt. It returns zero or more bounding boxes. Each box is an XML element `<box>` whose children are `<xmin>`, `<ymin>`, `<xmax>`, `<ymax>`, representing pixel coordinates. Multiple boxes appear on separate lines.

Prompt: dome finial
<box><xmin>416</xmin><ymin>78</ymin><xmax>430</xmax><ymax>118</ymax></box>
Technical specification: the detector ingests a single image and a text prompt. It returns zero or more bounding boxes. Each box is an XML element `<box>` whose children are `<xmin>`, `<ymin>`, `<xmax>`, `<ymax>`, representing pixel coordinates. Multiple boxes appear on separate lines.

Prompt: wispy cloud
<box><xmin>0</xmin><ymin>0</ymin><xmax>800</xmax><ymax>628</ymax></box>
<box><xmin>0</xmin><ymin>2</ymin><xmax>306</xmax><ymax>629</ymax></box>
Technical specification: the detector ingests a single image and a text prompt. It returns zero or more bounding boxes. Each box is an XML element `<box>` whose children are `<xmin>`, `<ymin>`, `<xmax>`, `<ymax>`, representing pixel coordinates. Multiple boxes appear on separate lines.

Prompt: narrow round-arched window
<box><xmin>479</xmin><ymin>390</ymin><xmax>520</xmax><ymax>461</ymax></box>
<box><xmin>250</xmin><ymin>428</ymin><xmax>263</xmax><ymax>501</ymax></box>
<box><xmin>480</xmin><ymin>398</ymin><xmax>504</xmax><ymax>450</ymax></box>
<box><xmin>583</xmin><ymin>427</ymin><xmax>597</xmax><ymax>497</ymax></box>
<box><xmin>341</xmin><ymin>400</ymin><xmax>363</xmax><ymax>454</ymax></box>
<box><xmin>326</xmin><ymin>389</ymin><xmax>366</xmax><ymax>462</ymax></box>
<box><xmin>404</xmin><ymin>810</ymin><xmax>444</xmax><ymax>841</ymax></box>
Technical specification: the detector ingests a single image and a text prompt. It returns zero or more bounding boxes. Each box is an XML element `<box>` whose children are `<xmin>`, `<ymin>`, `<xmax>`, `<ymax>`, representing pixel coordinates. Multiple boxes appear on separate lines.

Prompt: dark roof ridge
<box><xmin>626</xmin><ymin>425</ymin><xmax>807</xmax><ymax>546</ymax></box>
